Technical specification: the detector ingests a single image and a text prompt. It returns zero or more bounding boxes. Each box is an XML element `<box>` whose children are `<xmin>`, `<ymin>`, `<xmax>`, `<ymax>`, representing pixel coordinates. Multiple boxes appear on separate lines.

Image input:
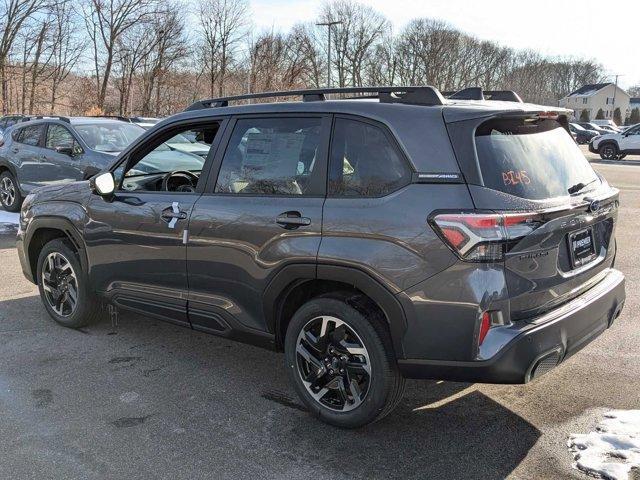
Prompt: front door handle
<box><xmin>276</xmin><ymin>211</ymin><xmax>311</xmax><ymax>229</ymax></box>
<box><xmin>161</xmin><ymin>202</ymin><xmax>188</xmax><ymax>228</ymax></box>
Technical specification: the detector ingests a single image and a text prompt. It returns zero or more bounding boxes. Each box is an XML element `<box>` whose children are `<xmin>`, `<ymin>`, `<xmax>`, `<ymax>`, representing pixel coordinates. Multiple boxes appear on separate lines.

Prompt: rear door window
<box><xmin>215</xmin><ymin>117</ymin><xmax>323</xmax><ymax>195</ymax></box>
<box><xmin>475</xmin><ymin>118</ymin><xmax>599</xmax><ymax>200</ymax></box>
<box><xmin>328</xmin><ymin>118</ymin><xmax>411</xmax><ymax>197</ymax></box>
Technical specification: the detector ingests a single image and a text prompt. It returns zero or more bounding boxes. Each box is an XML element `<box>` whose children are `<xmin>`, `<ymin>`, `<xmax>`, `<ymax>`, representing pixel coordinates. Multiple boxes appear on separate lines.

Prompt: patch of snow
<box><xmin>0</xmin><ymin>210</ymin><xmax>19</xmax><ymax>233</ymax></box>
<box><xmin>568</xmin><ymin>410</ymin><xmax>640</xmax><ymax>480</ymax></box>
<box><xmin>0</xmin><ymin>210</ymin><xmax>19</xmax><ymax>224</ymax></box>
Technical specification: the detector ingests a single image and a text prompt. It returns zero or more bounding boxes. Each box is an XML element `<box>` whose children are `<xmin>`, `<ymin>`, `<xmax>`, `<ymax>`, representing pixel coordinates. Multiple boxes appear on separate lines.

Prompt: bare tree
<box><xmin>49</xmin><ymin>0</ymin><xmax>83</xmax><ymax>113</ymax></box>
<box><xmin>198</xmin><ymin>0</ymin><xmax>248</xmax><ymax>97</ymax></box>
<box><xmin>319</xmin><ymin>0</ymin><xmax>389</xmax><ymax>87</ymax></box>
<box><xmin>0</xmin><ymin>0</ymin><xmax>49</xmax><ymax>113</ymax></box>
<box><xmin>139</xmin><ymin>5</ymin><xmax>186</xmax><ymax>115</ymax></box>
<box><xmin>83</xmin><ymin>0</ymin><xmax>158</xmax><ymax>110</ymax></box>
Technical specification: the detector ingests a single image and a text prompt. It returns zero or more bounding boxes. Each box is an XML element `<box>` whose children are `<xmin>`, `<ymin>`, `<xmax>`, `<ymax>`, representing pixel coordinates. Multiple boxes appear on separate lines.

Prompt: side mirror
<box><xmin>90</xmin><ymin>172</ymin><xmax>115</xmax><ymax>197</ymax></box>
<box><xmin>55</xmin><ymin>145</ymin><xmax>75</xmax><ymax>156</ymax></box>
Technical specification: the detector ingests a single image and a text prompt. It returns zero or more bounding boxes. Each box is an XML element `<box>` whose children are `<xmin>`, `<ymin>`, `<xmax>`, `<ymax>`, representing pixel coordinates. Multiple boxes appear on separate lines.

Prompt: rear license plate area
<box><xmin>568</xmin><ymin>228</ymin><xmax>597</xmax><ymax>268</ymax></box>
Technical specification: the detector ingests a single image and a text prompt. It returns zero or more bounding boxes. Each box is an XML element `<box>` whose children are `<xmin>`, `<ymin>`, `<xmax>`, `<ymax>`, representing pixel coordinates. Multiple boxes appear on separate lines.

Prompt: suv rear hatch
<box><xmin>443</xmin><ymin>111</ymin><xmax>618</xmax><ymax>321</ymax></box>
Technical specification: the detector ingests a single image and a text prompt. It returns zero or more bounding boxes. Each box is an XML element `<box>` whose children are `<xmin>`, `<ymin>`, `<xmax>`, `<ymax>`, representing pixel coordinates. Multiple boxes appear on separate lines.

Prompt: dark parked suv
<box><xmin>16</xmin><ymin>87</ymin><xmax>626</xmax><ymax>428</ymax></box>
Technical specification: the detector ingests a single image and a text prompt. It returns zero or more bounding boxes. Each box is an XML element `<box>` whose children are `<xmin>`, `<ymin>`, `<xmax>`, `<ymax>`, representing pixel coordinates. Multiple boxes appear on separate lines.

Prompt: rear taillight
<box><xmin>430</xmin><ymin>211</ymin><xmax>544</xmax><ymax>262</ymax></box>
<box><xmin>478</xmin><ymin>312</ymin><xmax>491</xmax><ymax>345</ymax></box>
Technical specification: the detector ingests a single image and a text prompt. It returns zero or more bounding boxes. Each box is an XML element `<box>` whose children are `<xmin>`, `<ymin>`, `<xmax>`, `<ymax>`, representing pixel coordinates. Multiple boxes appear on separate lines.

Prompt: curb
<box><xmin>588</xmin><ymin>159</ymin><xmax>640</xmax><ymax>166</ymax></box>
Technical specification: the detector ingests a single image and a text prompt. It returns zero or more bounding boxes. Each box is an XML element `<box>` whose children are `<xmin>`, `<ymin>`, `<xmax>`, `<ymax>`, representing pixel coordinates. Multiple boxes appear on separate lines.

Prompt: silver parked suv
<box><xmin>16</xmin><ymin>87</ymin><xmax>625</xmax><ymax>428</ymax></box>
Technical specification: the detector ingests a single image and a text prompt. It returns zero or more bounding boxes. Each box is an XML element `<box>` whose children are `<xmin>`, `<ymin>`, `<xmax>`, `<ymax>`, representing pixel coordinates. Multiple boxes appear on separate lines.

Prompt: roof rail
<box><xmin>86</xmin><ymin>115</ymin><xmax>132</xmax><ymax>122</ymax></box>
<box><xmin>21</xmin><ymin>115</ymin><xmax>71</xmax><ymax>123</ymax></box>
<box><xmin>445</xmin><ymin>87</ymin><xmax>523</xmax><ymax>103</ymax></box>
<box><xmin>185</xmin><ymin>86</ymin><xmax>446</xmax><ymax>111</ymax></box>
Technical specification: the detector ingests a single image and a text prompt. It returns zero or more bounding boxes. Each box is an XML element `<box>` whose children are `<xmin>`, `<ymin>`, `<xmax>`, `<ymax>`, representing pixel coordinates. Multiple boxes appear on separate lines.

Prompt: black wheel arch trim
<box><xmin>23</xmin><ymin>216</ymin><xmax>89</xmax><ymax>283</ymax></box>
<box><xmin>263</xmin><ymin>262</ymin><xmax>408</xmax><ymax>358</ymax></box>
<box><xmin>598</xmin><ymin>139</ymin><xmax>620</xmax><ymax>151</ymax></box>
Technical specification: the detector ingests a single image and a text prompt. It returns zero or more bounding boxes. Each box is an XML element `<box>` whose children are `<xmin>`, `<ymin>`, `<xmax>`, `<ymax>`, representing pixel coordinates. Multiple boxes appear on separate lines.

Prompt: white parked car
<box><xmin>589</xmin><ymin>123</ymin><xmax>640</xmax><ymax>160</ymax></box>
<box><xmin>592</xmin><ymin>119</ymin><xmax>619</xmax><ymax>129</ymax></box>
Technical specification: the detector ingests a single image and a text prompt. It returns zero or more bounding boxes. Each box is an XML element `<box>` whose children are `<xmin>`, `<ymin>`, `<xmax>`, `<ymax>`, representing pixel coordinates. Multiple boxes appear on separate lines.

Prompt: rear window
<box><xmin>475</xmin><ymin>118</ymin><xmax>599</xmax><ymax>200</ymax></box>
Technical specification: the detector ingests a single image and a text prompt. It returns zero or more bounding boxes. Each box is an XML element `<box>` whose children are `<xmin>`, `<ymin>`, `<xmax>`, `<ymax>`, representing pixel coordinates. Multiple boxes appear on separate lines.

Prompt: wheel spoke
<box><xmin>319</xmin><ymin>316</ymin><xmax>330</xmax><ymax>338</ymax></box>
<box><xmin>346</xmin><ymin>379</ymin><xmax>363</xmax><ymax>408</ymax></box>
<box><xmin>346</xmin><ymin>360</ymin><xmax>370</xmax><ymax>375</ymax></box>
<box><xmin>296</xmin><ymin>342</ymin><xmax>322</xmax><ymax>370</ymax></box>
<box><xmin>67</xmin><ymin>285</ymin><xmax>78</xmax><ymax>305</ymax></box>
<box><xmin>337</xmin><ymin>377</ymin><xmax>349</xmax><ymax>406</ymax></box>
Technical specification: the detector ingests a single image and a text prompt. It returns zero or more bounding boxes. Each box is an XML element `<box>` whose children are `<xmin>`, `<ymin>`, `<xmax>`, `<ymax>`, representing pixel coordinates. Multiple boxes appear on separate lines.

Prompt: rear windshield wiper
<box><xmin>568</xmin><ymin>178</ymin><xmax>598</xmax><ymax>195</ymax></box>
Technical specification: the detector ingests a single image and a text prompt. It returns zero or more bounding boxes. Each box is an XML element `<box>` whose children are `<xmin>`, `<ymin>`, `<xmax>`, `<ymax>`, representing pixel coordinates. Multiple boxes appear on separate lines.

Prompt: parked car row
<box><xmin>0</xmin><ymin>114</ymin><xmax>213</xmax><ymax>212</ymax></box>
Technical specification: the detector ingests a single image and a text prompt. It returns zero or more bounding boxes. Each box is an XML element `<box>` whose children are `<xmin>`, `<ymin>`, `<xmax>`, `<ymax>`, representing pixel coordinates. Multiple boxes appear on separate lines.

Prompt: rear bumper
<box><xmin>398</xmin><ymin>268</ymin><xmax>625</xmax><ymax>383</ymax></box>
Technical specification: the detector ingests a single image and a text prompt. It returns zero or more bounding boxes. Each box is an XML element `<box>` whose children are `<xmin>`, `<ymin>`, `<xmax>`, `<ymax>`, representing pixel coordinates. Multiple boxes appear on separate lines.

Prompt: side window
<box><xmin>215</xmin><ymin>117</ymin><xmax>322</xmax><ymax>195</ymax></box>
<box><xmin>46</xmin><ymin>124</ymin><xmax>81</xmax><ymax>153</ymax></box>
<box><xmin>18</xmin><ymin>125</ymin><xmax>44</xmax><ymax>146</ymax></box>
<box><xmin>12</xmin><ymin>128</ymin><xmax>22</xmax><ymax>142</ymax></box>
<box><xmin>120</xmin><ymin>123</ymin><xmax>220</xmax><ymax>192</ymax></box>
<box><xmin>328</xmin><ymin>118</ymin><xmax>411</xmax><ymax>197</ymax></box>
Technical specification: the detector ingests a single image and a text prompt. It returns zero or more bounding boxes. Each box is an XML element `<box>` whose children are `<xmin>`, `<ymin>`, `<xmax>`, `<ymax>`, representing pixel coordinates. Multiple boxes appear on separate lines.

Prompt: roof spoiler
<box><xmin>185</xmin><ymin>86</ymin><xmax>447</xmax><ymax>111</ymax></box>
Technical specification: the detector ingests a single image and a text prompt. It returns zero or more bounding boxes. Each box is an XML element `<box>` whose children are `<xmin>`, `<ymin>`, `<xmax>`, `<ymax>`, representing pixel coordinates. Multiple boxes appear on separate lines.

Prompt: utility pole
<box><xmin>316</xmin><ymin>20</ymin><xmax>342</xmax><ymax>88</ymax></box>
<box><xmin>611</xmin><ymin>74</ymin><xmax>623</xmax><ymax>122</ymax></box>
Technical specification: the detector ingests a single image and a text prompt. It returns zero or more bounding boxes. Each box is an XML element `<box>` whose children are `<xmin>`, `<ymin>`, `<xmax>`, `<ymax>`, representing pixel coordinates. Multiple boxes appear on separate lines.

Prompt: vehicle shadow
<box><xmin>0</xmin><ymin>295</ymin><xmax>540</xmax><ymax>480</ymax></box>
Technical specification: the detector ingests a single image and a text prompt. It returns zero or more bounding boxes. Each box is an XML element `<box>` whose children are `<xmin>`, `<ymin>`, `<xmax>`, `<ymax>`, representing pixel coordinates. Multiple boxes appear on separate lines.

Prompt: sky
<box><xmin>250</xmin><ymin>0</ymin><xmax>640</xmax><ymax>89</ymax></box>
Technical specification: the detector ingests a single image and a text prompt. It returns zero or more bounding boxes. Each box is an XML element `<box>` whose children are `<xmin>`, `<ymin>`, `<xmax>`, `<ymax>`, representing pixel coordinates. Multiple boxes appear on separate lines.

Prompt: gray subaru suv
<box><xmin>16</xmin><ymin>87</ymin><xmax>626</xmax><ymax>428</ymax></box>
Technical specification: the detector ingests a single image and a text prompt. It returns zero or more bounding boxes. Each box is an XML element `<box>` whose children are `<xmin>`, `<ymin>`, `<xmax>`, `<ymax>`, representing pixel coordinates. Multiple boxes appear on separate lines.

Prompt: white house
<box><xmin>559</xmin><ymin>83</ymin><xmax>631</xmax><ymax>124</ymax></box>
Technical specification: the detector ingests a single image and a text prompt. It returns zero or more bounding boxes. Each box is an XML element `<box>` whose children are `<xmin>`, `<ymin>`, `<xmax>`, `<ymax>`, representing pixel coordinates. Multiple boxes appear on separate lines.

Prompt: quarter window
<box><xmin>215</xmin><ymin>117</ymin><xmax>322</xmax><ymax>195</ymax></box>
<box><xmin>328</xmin><ymin>118</ymin><xmax>411</xmax><ymax>197</ymax></box>
<box><xmin>18</xmin><ymin>124</ymin><xmax>44</xmax><ymax>146</ymax></box>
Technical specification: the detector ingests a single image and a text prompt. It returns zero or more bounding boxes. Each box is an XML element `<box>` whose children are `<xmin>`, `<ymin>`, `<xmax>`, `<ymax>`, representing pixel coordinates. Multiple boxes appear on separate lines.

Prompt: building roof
<box><xmin>567</xmin><ymin>83</ymin><xmax>613</xmax><ymax>97</ymax></box>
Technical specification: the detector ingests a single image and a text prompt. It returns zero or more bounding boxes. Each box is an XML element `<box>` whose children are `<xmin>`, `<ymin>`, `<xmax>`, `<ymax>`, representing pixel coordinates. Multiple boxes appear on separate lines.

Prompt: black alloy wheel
<box><xmin>295</xmin><ymin>315</ymin><xmax>372</xmax><ymax>412</ymax></box>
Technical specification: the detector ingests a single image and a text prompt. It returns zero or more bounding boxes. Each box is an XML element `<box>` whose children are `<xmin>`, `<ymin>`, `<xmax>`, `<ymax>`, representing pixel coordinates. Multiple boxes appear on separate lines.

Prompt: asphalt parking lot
<box><xmin>0</xmin><ymin>160</ymin><xmax>639</xmax><ymax>480</ymax></box>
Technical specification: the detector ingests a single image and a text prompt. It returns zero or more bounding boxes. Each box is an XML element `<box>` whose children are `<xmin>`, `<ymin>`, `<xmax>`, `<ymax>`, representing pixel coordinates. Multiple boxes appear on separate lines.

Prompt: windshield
<box><xmin>75</xmin><ymin>122</ymin><xmax>144</xmax><ymax>152</ymax></box>
<box><xmin>571</xmin><ymin>123</ymin><xmax>585</xmax><ymax>131</ymax></box>
<box><xmin>475</xmin><ymin>118</ymin><xmax>600</xmax><ymax>200</ymax></box>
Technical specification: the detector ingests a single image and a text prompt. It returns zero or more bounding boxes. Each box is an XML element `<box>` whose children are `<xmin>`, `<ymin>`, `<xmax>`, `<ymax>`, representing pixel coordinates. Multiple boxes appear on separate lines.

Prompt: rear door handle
<box><xmin>276</xmin><ymin>211</ymin><xmax>311</xmax><ymax>229</ymax></box>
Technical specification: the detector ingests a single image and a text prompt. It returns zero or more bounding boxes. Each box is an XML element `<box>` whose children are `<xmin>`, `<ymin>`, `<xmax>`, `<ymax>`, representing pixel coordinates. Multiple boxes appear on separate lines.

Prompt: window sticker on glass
<box><xmin>245</xmin><ymin>132</ymin><xmax>305</xmax><ymax>172</ymax></box>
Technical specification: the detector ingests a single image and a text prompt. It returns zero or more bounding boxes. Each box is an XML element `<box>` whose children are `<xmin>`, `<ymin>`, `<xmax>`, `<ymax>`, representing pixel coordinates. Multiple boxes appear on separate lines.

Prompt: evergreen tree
<box><xmin>630</xmin><ymin>108</ymin><xmax>640</xmax><ymax>125</ymax></box>
<box><xmin>595</xmin><ymin>108</ymin><xmax>605</xmax><ymax>120</ymax></box>
<box><xmin>579</xmin><ymin>109</ymin><xmax>590</xmax><ymax>122</ymax></box>
<box><xmin>613</xmin><ymin>108</ymin><xmax>622</xmax><ymax>126</ymax></box>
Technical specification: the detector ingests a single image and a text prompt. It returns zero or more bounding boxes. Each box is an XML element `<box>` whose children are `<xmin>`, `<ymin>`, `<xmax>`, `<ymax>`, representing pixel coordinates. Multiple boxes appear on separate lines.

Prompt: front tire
<box><xmin>0</xmin><ymin>171</ymin><xmax>22</xmax><ymax>212</ymax></box>
<box><xmin>36</xmin><ymin>239</ymin><xmax>102</xmax><ymax>328</ymax></box>
<box><xmin>284</xmin><ymin>296</ymin><xmax>405</xmax><ymax>428</ymax></box>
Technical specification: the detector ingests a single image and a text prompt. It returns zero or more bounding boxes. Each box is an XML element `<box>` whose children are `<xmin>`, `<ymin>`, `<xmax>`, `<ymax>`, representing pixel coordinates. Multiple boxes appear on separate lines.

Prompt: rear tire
<box><xmin>284</xmin><ymin>296</ymin><xmax>405</xmax><ymax>428</ymax></box>
<box><xmin>0</xmin><ymin>171</ymin><xmax>22</xmax><ymax>212</ymax></box>
<box><xmin>599</xmin><ymin>143</ymin><xmax>619</xmax><ymax>160</ymax></box>
<box><xmin>36</xmin><ymin>239</ymin><xmax>103</xmax><ymax>328</ymax></box>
